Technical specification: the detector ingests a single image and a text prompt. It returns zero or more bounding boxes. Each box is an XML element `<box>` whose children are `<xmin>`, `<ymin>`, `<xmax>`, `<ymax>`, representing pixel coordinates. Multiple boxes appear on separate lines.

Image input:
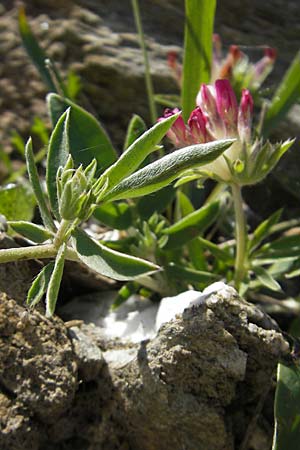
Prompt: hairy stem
<box><xmin>0</xmin><ymin>244</ymin><xmax>79</xmax><ymax>264</ymax></box>
<box><xmin>53</xmin><ymin>219</ymin><xmax>72</xmax><ymax>248</ymax></box>
<box><xmin>231</xmin><ymin>183</ymin><xmax>248</xmax><ymax>290</ymax></box>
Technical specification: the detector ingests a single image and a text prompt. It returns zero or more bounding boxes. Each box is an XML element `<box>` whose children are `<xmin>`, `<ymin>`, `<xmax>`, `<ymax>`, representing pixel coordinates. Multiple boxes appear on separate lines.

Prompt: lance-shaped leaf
<box><xmin>252</xmin><ymin>265</ymin><xmax>282</xmax><ymax>292</ymax></box>
<box><xmin>254</xmin><ymin>235</ymin><xmax>300</xmax><ymax>260</ymax></box>
<box><xmin>165</xmin><ymin>263</ymin><xmax>218</xmax><ymax>284</ymax></box>
<box><xmin>181</xmin><ymin>0</ymin><xmax>216</xmax><ymax>121</ymax></box>
<box><xmin>9</xmin><ymin>221</ymin><xmax>53</xmax><ymax>243</ymax></box>
<box><xmin>47</xmin><ymin>94</ymin><xmax>117</xmax><ymax>171</ymax></box>
<box><xmin>249</xmin><ymin>209</ymin><xmax>282</xmax><ymax>254</ymax></box>
<box><xmin>45</xmin><ymin>243</ymin><xmax>66</xmax><ymax>317</ymax></box>
<box><xmin>27</xmin><ymin>262</ymin><xmax>55</xmax><ymax>307</ymax></box>
<box><xmin>47</xmin><ymin>109</ymin><xmax>70</xmax><ymax>219</ymax></box>
<box><xmin>18</xmin><ymin>6</ymin><xmax>56</xmax><ymax>92</ymax></box>
<box><xmin>197</xmin><ymin>236</ymin><xmax>233</xmax><ymax>263</ymax></box>
<box><xmin>100</xmin><ymin>113</ymin><xmax>181</xmax><ymax>193</ymax></box>
<box><xmin>72</xmin><ymin>228</ymin><xmax>159</xmax><ymax>280</ymax></box>
<box><xmin>25</xmin><ymin>138</ymin><xmax>56</xmax><ymax>231</ymax></box>
<box><xmin>263</xmin><ymin>51</ymin><xmax>300</xmax><ymax>137</ymax></box>
<box><xmin>272</xmin><ymin>363</ymin><xmax>300</xmax><ymax>450</ymax></box>
<box><xmin>124</xmin><ymin>114</ymin><xmax>147</xmax><ymax>150</ymax></box>
<box><xmin>100</xmin><ymin>139</ymin><xmax>234</xmax><ymax>202</ymax></box>
<box><xmin>162</xmin><ymin>201</ymin><xmax>220</xmax><ymax>250</ymax></box>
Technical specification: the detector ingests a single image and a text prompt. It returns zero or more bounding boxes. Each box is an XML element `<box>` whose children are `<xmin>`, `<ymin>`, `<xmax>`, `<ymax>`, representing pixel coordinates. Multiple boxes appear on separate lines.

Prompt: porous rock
<box><xmin>0</xmin><ymin>270</ymin><xmax>290</xmax><ymax>449</ymax></box>
<box><xmin>0</xmin><ymin>292</ymin><xmax>77</xmax><ymax>450</ymax></box>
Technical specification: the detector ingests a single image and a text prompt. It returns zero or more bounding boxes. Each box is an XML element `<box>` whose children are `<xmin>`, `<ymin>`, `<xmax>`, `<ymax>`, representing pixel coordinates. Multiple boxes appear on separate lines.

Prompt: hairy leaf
<box><xmin>101</xmin><ymin>140</ymin><xmax>234</xmax><ymax>201</ymax></box>
<box><xmin>9</xmin><ymin>221</ymin><xmax>53</xmax><ymax>243</ymax></box>
<box><xmin>72</xmin><ymin>228</ymin><xmax>159</xmax><ymax>280</ymax></box>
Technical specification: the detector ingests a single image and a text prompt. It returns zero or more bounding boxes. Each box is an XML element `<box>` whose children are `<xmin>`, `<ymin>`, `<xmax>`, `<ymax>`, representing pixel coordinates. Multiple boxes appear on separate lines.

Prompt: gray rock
<box><xmin>0</xmin><ymin>283</ymin><xmax>290</xmax><ymax>450</ymax></box>
<box><xmin>0</xmin><ymin>292</ymin><xmax>77</xmax><ymax>450</ymax></box>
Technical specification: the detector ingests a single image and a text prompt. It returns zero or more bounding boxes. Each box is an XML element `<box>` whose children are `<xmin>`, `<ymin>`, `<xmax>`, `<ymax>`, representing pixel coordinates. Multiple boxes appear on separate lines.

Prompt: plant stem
<box><xmin>131</xmin><ymin>0</ymin><xmax>158</xmax><ymax>124</ymax></box>
<box><xmin>0</xmin><ymin>244</ymin><xmax>78</xmax><ymax>264</ymax></box>
<box><xmin>231</xmin><ymin>183</ymin><xmax>248</xmax><ymax>290</ymax></box>
<box><xmin>53</xmin><ymin>219</ymin><xmax>71</xmax><ymax>248</ymax></box>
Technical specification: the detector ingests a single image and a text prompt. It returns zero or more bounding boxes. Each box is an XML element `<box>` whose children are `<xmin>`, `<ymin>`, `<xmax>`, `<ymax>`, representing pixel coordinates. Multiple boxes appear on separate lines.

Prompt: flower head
<box><xmin>160</xmin><ymin>79</ymin><xmax>292</xmax><ymax>185</ymax></box>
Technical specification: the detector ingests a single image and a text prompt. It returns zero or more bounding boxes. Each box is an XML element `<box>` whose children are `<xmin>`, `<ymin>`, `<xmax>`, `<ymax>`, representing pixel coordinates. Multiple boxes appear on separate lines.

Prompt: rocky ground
<box><xmin>0</xmin><ymin>274</ymin><xmax>290</xmax><ymax>450</ymax></box>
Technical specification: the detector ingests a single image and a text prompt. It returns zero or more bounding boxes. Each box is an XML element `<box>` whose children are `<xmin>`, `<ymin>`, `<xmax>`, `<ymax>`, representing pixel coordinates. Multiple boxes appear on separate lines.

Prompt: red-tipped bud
<box><xmin>264</xmin><ymin>47</ymin><xmax>277</xmax><ymax>61</ymax></box>
<box><xmin>229</xmin><ymin>45</ymin><xmax>242</xmax><ymax>63</ymax></box>
<box><xmin>238</xmin><ymin>89</ymin><xmax>254</xmax><ymax>143</ymax></box>
<box><xmin>188</xmin><ymin>107</ymin><xmax>210</xmax><ymax>143</ymax></box>
<box><xmin>253</xmin><ymin>48</ymin><xmax>277</xmax><ymax>85</ymax></box>
<box><xmin>215</xmin><ymin>79</ymin><xmax>238</xmax><ymax>134</ymax></box>
<box><xmin>167</xmin><ymin>51</ymin><xmax>178</xmax><ymax>69</ymax></box>
<box><xmin>161</xmin><ymin>108</ymin><xmax>188</xmax><ymax>147</ymax></box>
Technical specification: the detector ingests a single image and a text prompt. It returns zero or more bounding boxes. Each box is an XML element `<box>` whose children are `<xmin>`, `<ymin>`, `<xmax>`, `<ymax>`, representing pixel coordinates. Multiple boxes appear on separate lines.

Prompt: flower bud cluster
<box><xmin>56</xmin><ymin>156</ymin><xmax>98</xmax><ymax>221</ymax></box>
<box><xmin>212</xmin><ymin>35</ymin><xmax>277</xmax><ymax>90</ymax></box>
<box><xmin>167</xmin><ymin>35</ymin><xmax>277</xmax><ymax>93</ymax></box>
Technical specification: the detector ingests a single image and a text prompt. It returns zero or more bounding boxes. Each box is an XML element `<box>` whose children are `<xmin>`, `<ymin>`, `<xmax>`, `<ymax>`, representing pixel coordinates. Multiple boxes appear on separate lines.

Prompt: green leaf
<box><xmin>101</xmin><ymin>139</ymin><xmax>234</xmax><ymax>202</ymax></box>
<box><xmin>101</xmin><ymin>113</ymin><xmax>181</xmax><ymax>192</ymax></box>
<box><xmin>18</xmin><ymin>6</ymin><xmax>56</xmax><ymax>92</ymax></box>
<box><xmin>66</xmin><ymin>70</ymin><xmax>81</xmax><ymax>101</ymax></box>
<box><xmin>8</xmin><ymin>221</ymin><xmax>53</xmax><ymax>243</ymax></box>
<box><xmin>249</xmin><ymin>209</ymin><xmax>282</xmax><ymax>254</ymax></box>
<box><xmin>45</xmin><ymin>243</ymin><xmax>66</xmax><ymax>317</ymax></box>
<box><xmin>25</xmin><ymin>138</ymin><xmax>56</xmax><ymax>231</ymax></box>
<box><xmin>124</xmin><ymin>114</ymin><xmax>147</xmax><ymax>150</ymax></box>
<box><xmin>197</xmin><ymin>236</ymin><xmax>233</xmax><ymax>263</ymax></box>
<box><xmin>46</xmin><ymin>109</ymin><xmax>70</xmax><ymax>219</ymax></box>
<box><xmin>252</xmin><ymin>265</ymin><xmax>282</xmax><ymax>292</ymax></box>
<box><xmin>165</xmin><ymin>263</ymin><xmax>218</xmax><ymax>284</ymax></box>
<box><xmin>163</xmin><ymin>201</ymin><xmax>219</xmax><ymax>250</ymax></box>
<box><xmin>188</xmin><ymin>239</ymin><xmax>207</xmax><ymax>271</ymax></box>
<box><xmin>136</xmin><ymin>186</ymin><xmax>175</xmax><ymax>220</ymax></box>
<box><xmin>71</xmin><ymin>228</ymin><xmax>159</xmax><ymax>280</ymax></box>
<box><xmin>272</xmin><ymin>363</ymin><xmax>300</xmax><ymax>450</ymax></box>
<box><xmin>254</xmin><ymin>235</ymin><xmax>300</xmax><ymax>260</ymax></box>
<box><xmin>181</xmin><ymin>0</ymin><xmax>216</xmax><ymax>120</ymax></box>
<box><xmin>263</xmin><ymin>51</ymin><xmax>300</xmax><ymax>137</ymax></box>
<box><xmin>47</xmin><ymin>94</ymin><xmax>117</xmax><ymax>171</ymax></box>
<box><xmin>0</xmin><ymin>183</ymin><xmax>36</xmax><ymax>221</ymax></box>
<box><xmin>177</xmin><ymin>190</ymin><xmax>195</xmax><ymax>216</ymax></box>
<box><xmin>93</xmin><ymin>202</ymin><xmax>133</xmax><ymax>230</ymax></box>
<box><xmin>27</xmin><ymin>262</ymin><xmax>55</xmax><ymax>307</ymax></box>
<box><xmin>111</xmin><ymin>281</ymin><xmax>140</xmax><ymax>310</ymax></box>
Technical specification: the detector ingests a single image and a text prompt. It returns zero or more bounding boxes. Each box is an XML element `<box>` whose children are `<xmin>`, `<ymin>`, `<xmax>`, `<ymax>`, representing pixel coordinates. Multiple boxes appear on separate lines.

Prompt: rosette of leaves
<box><xmin>1</xmin><ymin>97</ymin><xmax>232</xmax><ymax>317</ymax></box>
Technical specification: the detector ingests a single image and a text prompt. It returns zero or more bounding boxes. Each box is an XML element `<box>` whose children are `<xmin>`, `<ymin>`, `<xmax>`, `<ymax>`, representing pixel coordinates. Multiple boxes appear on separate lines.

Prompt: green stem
<box><xmin>53</xmin><ymin>219</ymin><xmax>72</xmax><ymax>248</ymax></box>
<box><xmin>231</xmin><ymin>183</ymin><xmax>248</xmax><ymax>290</ymax></box>
<box><xmin>131</xmin><ymin>0</ymin><xmax>158</xmax><ymax>124</ymax></box>
<box><xmin>0</xmin><ymin>244</ymin><xmax>79</xmax><ymax>264</ymax></box>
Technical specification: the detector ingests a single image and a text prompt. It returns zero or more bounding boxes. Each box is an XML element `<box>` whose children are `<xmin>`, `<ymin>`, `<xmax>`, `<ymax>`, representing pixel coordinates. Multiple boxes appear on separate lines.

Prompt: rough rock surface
<box><xmin>0</xmin><ymin>282</ymin><xmax>289</xmax><ymax>450</ymax></box>
<box><xmin>0</xmin><ymin>292</ymin><xmax>77</xmax><ymax>450</ymax></box>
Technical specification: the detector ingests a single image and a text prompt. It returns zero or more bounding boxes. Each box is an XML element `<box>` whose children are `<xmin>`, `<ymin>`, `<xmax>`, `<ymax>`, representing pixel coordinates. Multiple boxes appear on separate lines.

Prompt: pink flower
<box><xmin>161</xmin><ymin>108</ymin><xmax>189</xmax><ymax>147</ymax></box>
<box><xmin>162</xmin><ymin>80</ymin><xmax>254</xmax><ymax>148</ymax></box>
